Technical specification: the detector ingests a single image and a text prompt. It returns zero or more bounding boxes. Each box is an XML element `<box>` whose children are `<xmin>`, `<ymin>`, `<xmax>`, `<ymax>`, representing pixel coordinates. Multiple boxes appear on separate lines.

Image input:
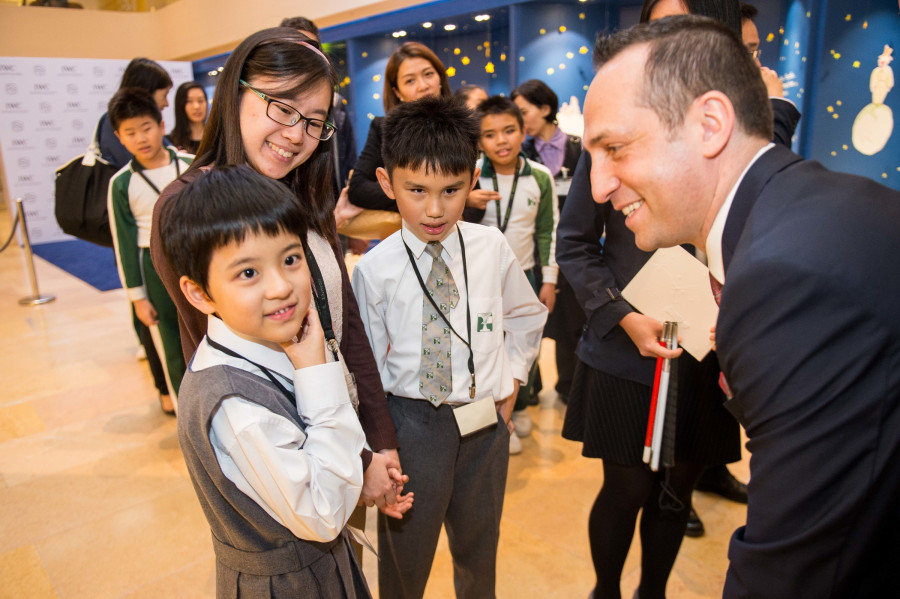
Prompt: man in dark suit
<box><xmin>582</xmin><ymin>15</ymin><xmax>900</xmax><ymax>598</ymax></box>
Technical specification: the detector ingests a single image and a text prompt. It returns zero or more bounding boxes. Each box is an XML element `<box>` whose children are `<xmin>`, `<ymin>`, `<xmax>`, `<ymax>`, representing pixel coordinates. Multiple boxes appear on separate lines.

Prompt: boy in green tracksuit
<box><xmin>107</xmin><ymin>87</ymin><xmax>193</xmax><ymax>414</ymax></box>
<box><xmin>470</xmin><ymin>95</ymin><xmax>559</xmax><ymax>452</ymax></box>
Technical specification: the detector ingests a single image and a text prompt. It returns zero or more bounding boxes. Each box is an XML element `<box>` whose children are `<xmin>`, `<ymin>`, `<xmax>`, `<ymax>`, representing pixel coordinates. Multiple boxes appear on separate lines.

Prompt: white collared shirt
<box><xmin>351</xmin><ymin>221</ymin><xmax>548</xmax><ymax>404</ymax></box>
<box><xmin>706</xmin><ymin>143</ymin><xmax>775</xmax><ymax>284</ymax></box>
<box><xmin>191</xmin><ymin>315</ymin><xmax>364</xmax><ymax>543</ymax></box>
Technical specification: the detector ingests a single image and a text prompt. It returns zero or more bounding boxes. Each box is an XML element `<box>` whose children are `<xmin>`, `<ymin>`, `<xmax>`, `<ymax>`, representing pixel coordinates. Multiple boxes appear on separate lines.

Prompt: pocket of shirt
<box><xmin>469</xmin><ymin>296</ymin><xmax>503</xmax><ymax>354</ymax></box>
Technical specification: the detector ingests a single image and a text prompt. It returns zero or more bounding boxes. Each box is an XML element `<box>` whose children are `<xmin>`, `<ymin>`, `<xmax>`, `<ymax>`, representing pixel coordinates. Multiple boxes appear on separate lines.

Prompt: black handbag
<box><xmin>54</xmin><ymin>120</ymin><xmax>118</xmax><ymax>247</ymax></box>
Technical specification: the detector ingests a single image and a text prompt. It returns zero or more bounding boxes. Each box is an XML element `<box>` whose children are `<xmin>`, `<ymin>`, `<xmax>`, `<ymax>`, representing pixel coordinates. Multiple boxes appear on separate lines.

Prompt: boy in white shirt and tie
<box><xmin>351</xmin><ymin>97</ymin><xmax>547</xmax><ymax>599</ymax></box>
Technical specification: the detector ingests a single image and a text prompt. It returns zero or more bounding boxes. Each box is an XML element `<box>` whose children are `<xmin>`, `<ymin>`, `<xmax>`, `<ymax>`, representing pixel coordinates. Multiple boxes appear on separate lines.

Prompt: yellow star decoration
<box><xmin>579</xmin><ymin>46</ymin><xmax>589</xmax><ymax>54</ymax></box>
<box><xmin>447</xmin><ymin>66</ymin><xmax>456</xmax><ymax>77</ymax></box>
<box><xmin>454</xmin><ymin>48</ymin><xmax>461</xmax><ymax>55</ymax></box>
<box><xmin>462</xmin><ymin>56</ymin><xmax>470</xmax><ymax>65</ymax></box>
<box><xmin>559</xmin><ymin>26</ymin><xmax>567</xmax><ymax>33</ymax></box>
<box><xmin>485</xmin><ymin>62</ymin><xmax>495</xmax><ymax>74</ymax></box>
<box><xmin>373</xmin><ymin>74</ymin><xmax>381</xmax><ymax>82</ymax></box>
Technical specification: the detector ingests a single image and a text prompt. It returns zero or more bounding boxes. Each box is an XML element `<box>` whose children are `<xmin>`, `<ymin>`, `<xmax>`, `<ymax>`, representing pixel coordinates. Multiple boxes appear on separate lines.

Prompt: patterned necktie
<box><xmin>709</xmin><ymin>272</ymin><xmax>723</xmax><ymax>306</ymax></box>
<box><xmin>709</xmin><ymin>272</ymin><xmax>733</xmax><ymax>398</ymax></box>
<box><xmin>419</xmin><ymin>242</ymin><xmax>459</xmax><ymax>405</ymax></box>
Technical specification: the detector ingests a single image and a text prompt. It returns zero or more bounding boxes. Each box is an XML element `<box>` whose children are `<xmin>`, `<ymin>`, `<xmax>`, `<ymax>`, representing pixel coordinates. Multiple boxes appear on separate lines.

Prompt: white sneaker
<box><xmin>509</xmin><ymin>432</ymin><xmax>523</xmax><ymax>455</ymax></box>
<box><xmin>512</xmin><ymin>410</ymin><xmax>532</xmax><ymax>437</ymax></box>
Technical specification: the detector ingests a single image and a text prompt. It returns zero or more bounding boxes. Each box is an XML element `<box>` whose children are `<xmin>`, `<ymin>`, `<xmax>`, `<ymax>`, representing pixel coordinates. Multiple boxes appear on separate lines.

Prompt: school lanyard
<box><xmin>402</xmin><ymin>227</ymin><xmax>477</xmax><ymax>399</ymax></box>
<box><xmin>205</xmin><ymin>336</ymin><xmax>296</xmax><ymax>406</ymax></box>
<box><xmin>133</xmin><ymin>157</ymin><xmax>180</xmax><ymax>195</ymax></box>
<box><xmin>300</xmin><ymin>238</ymin><xmax>340</xmax><ymax>362</ymax></box>
<box><xmin>490</xmin><ymin>156</ymin><xmax>522</xmax><ymax>233</ymax></box>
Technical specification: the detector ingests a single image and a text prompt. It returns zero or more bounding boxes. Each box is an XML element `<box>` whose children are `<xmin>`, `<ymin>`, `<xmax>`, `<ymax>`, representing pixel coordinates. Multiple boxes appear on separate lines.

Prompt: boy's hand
<box><xmin>360</xmin><ymin>449</ymin><xmax>401</xmax><ymax>510</ymax></box>
<box><xmin>133</xmin><ymin>298</ymin><xmax>158</xmax><ymax>327</ymax></box>
<box><xmin>380</xmin><ymin>485</ymin><xmax>414</xmax><ymax>519</ymax></box>
<box><xmin>282</xmin><ymin>307</ymin><xmax>325</xmax><ymax>370</ymax></box>
<box><xmin>497</xmin><ymin>380</ymin><xmax>520</xmax><ymax>434</ymax></box>
<box><xmin>467</xmin><ymin>189</ymin><xmax>501</xmax><ymax>210</ymax></box>
<box><xmin>538</xmin><ymin>283</ymin><xmax>557</xmax><ymax>314</ymax></box>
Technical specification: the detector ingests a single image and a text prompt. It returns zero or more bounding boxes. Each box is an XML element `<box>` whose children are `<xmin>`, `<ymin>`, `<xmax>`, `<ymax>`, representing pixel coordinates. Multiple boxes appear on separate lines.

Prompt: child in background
<box><xmin>470</xmin><ymin>95</ymin><xmax>559</xmax><ymax>453</ymax></box>
<box><xmin>351</xmin><ymin>97</ymin><xmax>547</xmax><ymax>599</ymax></box>
<box><xmin>108</xmin><ymin>87</ymin><xmax>192</xmax><ymax>414</ymax></box>
<box><xmin>161</xmin><ymin>165</ymin><xmax>373</xmax><ymax>597</ymax></box>
<box><xmin>453</xmin><ymin>83</ymin><xmax>489</xmax><ymax>111</ymax></box>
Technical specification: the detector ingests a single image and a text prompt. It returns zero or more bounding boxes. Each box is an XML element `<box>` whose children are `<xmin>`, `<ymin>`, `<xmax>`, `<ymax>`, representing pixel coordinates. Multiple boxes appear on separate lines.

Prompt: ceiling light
<box><xmin>444</xmin><ymin>24</ymin><xmax>457</xmax><ymax>31</ymax></box>
<box><xmin>475</xmin><ymin>14</ymin><xmax>490</xmax><ymax>22</ymax></box>
<box><xmin>422</xmin><ymin>22</ymin><xmax>433</xmax><ymax>28</ymax></box>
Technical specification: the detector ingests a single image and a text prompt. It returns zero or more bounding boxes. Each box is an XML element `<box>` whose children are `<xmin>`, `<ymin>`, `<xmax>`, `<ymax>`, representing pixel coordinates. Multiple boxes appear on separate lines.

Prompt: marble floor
<box><xmin>0</xmin><ymin>204</ymin><xmax>749</xmax><ymax>598</ymax></box>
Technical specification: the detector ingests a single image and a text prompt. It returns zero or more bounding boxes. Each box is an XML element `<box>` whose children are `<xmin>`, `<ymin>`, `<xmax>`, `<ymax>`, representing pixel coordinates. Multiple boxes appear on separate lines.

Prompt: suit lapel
<box><xmin>722</xmin><ymin>145</ymin><xmax>803</xmax><ymax>273</ymax></box>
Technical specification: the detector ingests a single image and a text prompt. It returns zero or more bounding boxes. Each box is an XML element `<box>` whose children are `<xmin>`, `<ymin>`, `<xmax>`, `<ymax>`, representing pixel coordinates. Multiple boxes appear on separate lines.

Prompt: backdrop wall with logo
<box><xmin>0</xmin><ymin>57</ymin><xmax>192</xmax><ymax>245</ymax></box>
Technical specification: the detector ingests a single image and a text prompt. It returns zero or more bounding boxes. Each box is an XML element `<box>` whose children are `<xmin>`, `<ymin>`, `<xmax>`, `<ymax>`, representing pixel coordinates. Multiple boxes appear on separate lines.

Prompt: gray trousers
<box><xmin>378</xmin><ymin>395</ymin><xmax>510</xmax><ymax>599</ymax></box>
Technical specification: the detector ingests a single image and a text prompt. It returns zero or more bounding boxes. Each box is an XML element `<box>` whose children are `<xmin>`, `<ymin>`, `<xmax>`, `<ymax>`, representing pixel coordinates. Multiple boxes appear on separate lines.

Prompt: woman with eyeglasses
<box><xmin>149</xmin><ymin>27</ymin><xmax>407</xmax><ymax>574</ymax></box>
<box><xmin>347</xmin><ymin>41</ymin><xmax>452</xmax><ymax>212</ymax></box>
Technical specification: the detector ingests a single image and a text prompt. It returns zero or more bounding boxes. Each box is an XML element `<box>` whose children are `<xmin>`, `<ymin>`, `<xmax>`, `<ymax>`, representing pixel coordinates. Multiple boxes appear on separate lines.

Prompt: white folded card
<box><xmin>621</xmin><ymin>246</ymin><xmax>719</xmax><ymax>361</ymax></box>
<box><xmin>453</xmin><ymin>395</ymin><xmax>498</xmax><ymax>436</ymax></box>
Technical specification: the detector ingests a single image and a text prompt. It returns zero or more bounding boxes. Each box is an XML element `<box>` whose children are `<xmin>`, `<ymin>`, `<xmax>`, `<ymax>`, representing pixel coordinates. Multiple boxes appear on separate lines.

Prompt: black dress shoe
<box><xmin>696</xmin><ymin>465</ymin><xmax>748</xmax><ymax>504</ymax></box>
<box><xmin>685</xmin><ymin>508</ymin><xmax>705</xmax><ymax>538</ymax></box>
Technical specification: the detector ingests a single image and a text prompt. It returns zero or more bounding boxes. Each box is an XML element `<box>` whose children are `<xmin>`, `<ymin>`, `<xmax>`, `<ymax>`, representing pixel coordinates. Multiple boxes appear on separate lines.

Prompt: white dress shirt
<box><xmin>351</xmin><ymin>221</ymin><xmax>548</xmax><ymax>404</ymax></box>
<box><xmin>191</xmin><ymin>315</ymin><xmax>364</xmax><ymax>543</ymax></box>
<box><xmin>706</xmin><ymin>143</ymin><xmax>775</xmax><ymax>285</ymax></box>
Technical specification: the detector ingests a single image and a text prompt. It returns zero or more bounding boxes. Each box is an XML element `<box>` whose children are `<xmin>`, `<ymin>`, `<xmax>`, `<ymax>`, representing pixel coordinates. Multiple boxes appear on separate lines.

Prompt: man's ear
<box><xmin>469</xmin><ymin>167</ymin><xmax>481</xmax><ymax>192</ymax></box>
<box><xmin>692</xmin><ymin>90</ymin><xmax>735</xmax><ymax>159</ymax></box>
<box><xmin>375</xmin><ymin>166</ymin><xmax>396</xmax><ymax>200</ymax></box>
<box><xmin>113</xmin><ymin>129</ymin><xmax>121</xmax><ymax>142</ymax></box>
<box><xmin>180</xmin><ymin>276</ymin><xmax>217</xmax><ymax>315</ymax></box>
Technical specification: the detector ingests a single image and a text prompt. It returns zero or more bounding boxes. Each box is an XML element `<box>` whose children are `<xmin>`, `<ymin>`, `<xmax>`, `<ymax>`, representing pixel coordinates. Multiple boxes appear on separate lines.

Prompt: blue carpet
<box><xmin>32</xmin><ymin>239</ymin><xmax>121</xmax><ymax>291</ymax></box>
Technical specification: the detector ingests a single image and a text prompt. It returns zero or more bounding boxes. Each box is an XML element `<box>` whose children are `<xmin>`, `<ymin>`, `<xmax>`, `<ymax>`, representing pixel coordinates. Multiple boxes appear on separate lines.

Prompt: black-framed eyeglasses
<box><xmin>750</xmin><ymin>48</ymin><xmax>762</xmax><ymax>60</ymax></box>
<box><xmin>239</xmin><ymin>79</ymin><xmax>336</xmax><ymax>141</ymax></box>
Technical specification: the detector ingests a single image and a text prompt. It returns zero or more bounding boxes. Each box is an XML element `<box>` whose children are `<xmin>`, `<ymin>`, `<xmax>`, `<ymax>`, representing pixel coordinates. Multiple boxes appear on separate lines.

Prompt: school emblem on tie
<box><xmin>419</xmin><ymin>242</ymin><xmax>458</xmax><ymax>406</ymax></box>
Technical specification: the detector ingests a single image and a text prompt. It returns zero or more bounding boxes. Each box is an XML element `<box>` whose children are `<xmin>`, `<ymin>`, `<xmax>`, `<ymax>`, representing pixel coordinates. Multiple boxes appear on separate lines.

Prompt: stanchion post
<box><xmin>15</xmin><ymin>198</ymin><xmax>56</xmax><ymax>306</ymax></box>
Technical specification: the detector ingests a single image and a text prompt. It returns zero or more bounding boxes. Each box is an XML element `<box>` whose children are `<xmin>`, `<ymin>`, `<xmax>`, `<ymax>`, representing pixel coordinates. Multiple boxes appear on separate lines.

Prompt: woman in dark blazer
<box><xmin>347</xmin><ymin>42</ymin><xmax>452</xmax><ymax>212</ymax></box>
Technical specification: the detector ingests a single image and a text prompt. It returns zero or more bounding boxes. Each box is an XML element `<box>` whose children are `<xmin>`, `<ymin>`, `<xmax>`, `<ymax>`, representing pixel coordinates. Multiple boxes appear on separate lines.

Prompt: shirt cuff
<box><xmin>127</xmin><ymin>286</ymin><xmax>147</xmax><ymax>303</ymax></box>
<box><xmin>294</xmin><ymin>361</ymin><xmax>351</xmax><ymax>413</ymax></box>
<box><xmin>509</xmin><ymin>360</ymin><xmax>529</xmax><ymax>385</ymax></box>
<box><xmin>541</xmin><ymin>265</ymin><xmax>559</xmax><ymax>286</ymax></box>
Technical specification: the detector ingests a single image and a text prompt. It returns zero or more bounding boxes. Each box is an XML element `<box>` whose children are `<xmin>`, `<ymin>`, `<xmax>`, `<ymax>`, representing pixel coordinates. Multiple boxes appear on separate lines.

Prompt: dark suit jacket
<box><xmin>347</xmin><ymin>117</ymin><xmax>397</xmax><ymax>212</ymax></box>
<box><xmin>717</xmin><ymin>145</ymin><xmax>900</xmax><ymax>598</ymax></box>
<box><xmin>556</xmin><ymin>151</ymin><xmax>657</xmax><ymax>385</ymax></box>
<box><xmin>770</xmin><ymin>98</ymin><xmax>800</xmax><ymax>149</ymax></box>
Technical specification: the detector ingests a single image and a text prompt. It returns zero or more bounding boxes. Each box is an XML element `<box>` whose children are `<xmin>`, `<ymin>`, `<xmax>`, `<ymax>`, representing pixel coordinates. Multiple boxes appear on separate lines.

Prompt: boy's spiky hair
<box><xmin>159</xmin><ymin>164</ymin><xmax>308</xmax><ymax>295</ymax></box>
<box><xmin>107</xmin><ymin>87</ymin><xmax>162</xmax><ymax>131</ymax></box>
<box><xmin>474</xmin><ymin>95</ymin><xmax>524</xmax><ymax>130</ymax></box>
<box><xmin>380</xmin><ymin>96</ymin><xmax>480</xmax><ymax>178</ymax></box>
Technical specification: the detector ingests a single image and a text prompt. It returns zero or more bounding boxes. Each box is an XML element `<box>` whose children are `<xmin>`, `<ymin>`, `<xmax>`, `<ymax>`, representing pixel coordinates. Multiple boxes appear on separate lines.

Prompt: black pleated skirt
<box><xmin>562</xmin><ymin>354</ymin><xmax>741</xmax><ymax>466</ymax></box>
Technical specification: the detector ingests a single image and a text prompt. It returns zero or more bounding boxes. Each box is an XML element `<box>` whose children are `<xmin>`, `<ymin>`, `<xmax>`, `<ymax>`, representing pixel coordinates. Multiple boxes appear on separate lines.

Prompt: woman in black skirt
<box><xmin>556</xmin><ymin>150</ymin><xmax>741</xmax><ymax>599</ymax></box>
